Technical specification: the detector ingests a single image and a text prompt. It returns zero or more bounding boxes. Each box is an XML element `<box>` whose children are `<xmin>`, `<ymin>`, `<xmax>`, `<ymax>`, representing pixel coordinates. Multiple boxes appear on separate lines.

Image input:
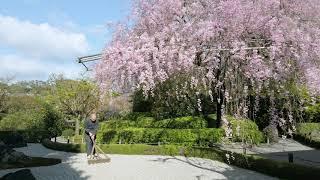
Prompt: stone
<box><xmin>0</xmin><ymin>169</ymin><xmax>36</xmax><ymax>180</ymax></box>
<box><xmin>0</xmin><ymin>145</ymin><xmax>29</xmax><ymax>163</ymax></box>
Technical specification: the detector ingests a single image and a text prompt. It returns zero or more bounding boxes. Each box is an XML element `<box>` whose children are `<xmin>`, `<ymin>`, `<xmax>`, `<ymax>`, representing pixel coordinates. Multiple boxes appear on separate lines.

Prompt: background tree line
<box><xmin>0</xmin><ymin>75</ymin><xmax>101</xmax><ymax>141</ymax></box>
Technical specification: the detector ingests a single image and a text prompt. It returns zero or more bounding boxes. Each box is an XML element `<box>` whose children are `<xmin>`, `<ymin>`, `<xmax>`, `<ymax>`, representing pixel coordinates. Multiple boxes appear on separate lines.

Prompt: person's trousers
<box><xmin>85</xmin><ymin>133</ymin><xmax>96</xmax><ymax>156</ymax></box>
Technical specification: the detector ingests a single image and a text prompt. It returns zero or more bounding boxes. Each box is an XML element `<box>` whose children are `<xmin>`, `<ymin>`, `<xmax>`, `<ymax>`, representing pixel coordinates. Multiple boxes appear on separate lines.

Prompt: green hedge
<box><xmin>0</xmin><ymin>113</ymin><xmax>6</xmax><ymax>120</ymax></box>
<box><xmin>97</xmin><ymin>128</ymin><xmax>223</xmax><ymax>145</ymax></box>
<box><xmin>0</xmin><ymin>131</ymin><xmax>26</xmax><ymax>147</ymax></box>
<box><xmin>227</xmin><ymin>116</ymin><xmax>264</xmax><ymax>144</ymax></box>
<box><xmin>62</xmin><ymin>129</ymin><xmax>74</xmax><ymax>138</ymax></box>
<box><xmin>100</xmin><ymin>120</ymin><xmax>135</xmax><ymax>129</ymax></box>
<box><xmin>0</xmin><ymin>130</ymin><xmax>50</xmax><ymax>145</ymax></box>
<box><xmin>294</xmin><ymin>123</ymin><xmax>320</xmax><ymax>149</ymax></box>
<box><xmin>42</xmin><ymin>139</ymin><xmax>180</xmax><ymax>155</ymax></box>
<box><xmin>304</xmin><ymin>102</ymin><xmax>320</xmax><ymax>123</ymax></box>
<box><xmin>101</xmin><ymin>116</ymin><xmax>207</xmax><ymax>129</ymax></box>
<box><xmin>293</xmin><ymin>134</ymin><xmax>320</xmax><ymax>149</ymax></box>
<box><xmin>121</xmin><ymin>112</ymin><xmax>152</xmax><ymax>121</ymax></box>
<box><xmin>42</xmin><ymin>139</ymin><xmax>320</xmax><ymax>180</ymax></box>
<box><xmin>42</xmin><ymin>139</ymin><xmax>85</xmax><ymax>153</ymax></box>
<box><xmin>152</xmin><ymin>116</ymin><xmax>207</xmax><ymax>129</ymax></box>
<box><xmin>296</xmin><ymin>123</ymin><xmax>320</xmax><ymax>137</ymax></box>
<box><xmin>72</xmin><ymin>135</ymin><xmax>83</xmax><ymax>144</ymax></box>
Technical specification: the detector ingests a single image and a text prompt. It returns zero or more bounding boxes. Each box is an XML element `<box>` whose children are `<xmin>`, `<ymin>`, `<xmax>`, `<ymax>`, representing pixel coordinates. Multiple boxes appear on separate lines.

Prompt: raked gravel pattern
<box><xmin>0</xmin><ymin>143</ymin><xmax>277</xmax><ymax>180</ymax></box>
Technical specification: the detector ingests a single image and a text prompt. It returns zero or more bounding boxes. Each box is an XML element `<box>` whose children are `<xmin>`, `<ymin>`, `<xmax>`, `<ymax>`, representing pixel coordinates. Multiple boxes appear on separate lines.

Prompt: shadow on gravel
<box><xmin>150</xmin><ymin>156</ymin><xmax>275</xmax><ymax>180</ymax></box>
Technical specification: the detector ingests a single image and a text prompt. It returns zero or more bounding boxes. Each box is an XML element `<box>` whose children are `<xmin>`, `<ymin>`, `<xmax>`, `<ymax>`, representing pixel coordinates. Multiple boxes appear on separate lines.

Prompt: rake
<box><xmin>87</xmin><ymin>137</ymin><xmax>111</xmax><ymax>165</ymax></box>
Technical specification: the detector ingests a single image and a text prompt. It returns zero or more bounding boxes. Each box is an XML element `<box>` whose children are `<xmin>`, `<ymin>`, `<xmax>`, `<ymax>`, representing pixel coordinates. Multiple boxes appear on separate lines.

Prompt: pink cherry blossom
<box><xmin>96</xmin><ymin>0</ymin><xmax>320</xmax><ymax>127</ymax></box>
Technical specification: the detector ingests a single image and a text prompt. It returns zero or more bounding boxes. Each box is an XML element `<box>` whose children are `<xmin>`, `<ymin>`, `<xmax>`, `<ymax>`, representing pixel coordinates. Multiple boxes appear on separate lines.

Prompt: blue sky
<box><xmin>0</xmin><ymin>0</ymin><xmax>131</xmax><ymax>81</ymax></box>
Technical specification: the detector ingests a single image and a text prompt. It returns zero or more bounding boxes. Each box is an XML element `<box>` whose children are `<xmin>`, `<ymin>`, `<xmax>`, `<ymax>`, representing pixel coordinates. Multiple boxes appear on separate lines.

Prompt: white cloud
<box><xmin>0</xmin><ymin>15</ymin><xmax>89</xmax><ymax>60</ymax></box>
<box><xmin>0</xmin><ymin>54</ymin><xmax>84</xmax><ymax>81</ymax></box>
<box><xmin>87</xmin><ymin>24</ymin><xmax>108</xmax><ymax>34</ymax></box>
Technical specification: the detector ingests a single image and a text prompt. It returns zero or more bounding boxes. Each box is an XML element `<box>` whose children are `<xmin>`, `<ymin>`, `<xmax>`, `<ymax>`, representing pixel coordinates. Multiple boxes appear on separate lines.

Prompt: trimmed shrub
<box><xmin>263</xmin><ymin>125</ymin><xmax>279</xmax><ymax>143</ymax></box>
<box><xmin>22</xmin><ymin>130</ymin><xmax>51</xmax><ymax>143</ymax></box>
<box><xmin>0</xmin><ymin>113</ymin><xmax>6</xmax><ymax>120</ymax></box>
<box><xmin>0</xmin><ymin>131</ymin><xmax>26</xmax><ymax>147</ymax></box>
<box><xmin>97</xmin><ymin>128</ymin><xmax>224</xmax><ymax>145</ymax></box>
<box><xmin>293</xmin><ymin>133</ymin><xmax>320</xmax><ymax>149</ymax></box>
<box><xmin>294</xmin><ymin>123</ymin><xmax>320</xmax><ymax>148</ymax></box>
<box><xmin>227</xmin><ymin>116</ymin><xmax>264</xmax><ymax>144</ymax></box>
<box><xmin>0</xmin><ymin>102</ymin><xmax>63</xmax><ymax>141</ymax></box>
<box><xmin>121</xmin><ymin>112</ymin><xmax>152</xmax><ymax>121</ymax></box>
<box><xmin>42</xmin><ymin>139</ymin><xmax>84</xmax><ymax>153</ymax></box>
<box><xmin>72</xmin><ymin>135</ymin><xmax>83</xmax><ymax>144</ymax></box>
<box><xmin>304</xmin><ymin>103</ymin><xmax>320</xmax><ymax>123</ymax></box>
<box><xmin>62</xmin><ymin>129</ymin><xmax>74</xmax><ymax>139</ymax></box>
<box><xmin>100</xmin><ymin>120</ymin><xmax>136</xmax><ymax>129</ymax></box>
<box><xmin>42</xmin><ymin>139</ymin><xmax>181</xmax><ymax>155</ymax></box>
<box><xmin>153</xmin><ymin>116</ymin><xmax>207</xmax><ymax>129</ymax></box>
<box><xmin>196</xmin><ymin>129</ymin><xmax>225</xmax><ymax>146</ymax></box>
<box><xmin>0</xmin><ymin>130</ymin><xmax>50</xmax><ymax>144</ymax></box>
<box><xmin>135</xmin><ymin>116</ymin><xmax>155</xmax><ymax>128</ymax></box>
<box><xmin>101</xmin><ymin>116</ymin><xmax>208</xmax><ymax>129</ymax></box>
<box><xmin>158</xmin><ymin>129</ymin><xmax>198</xmax><ymax>145</ymax></box>
<box><xmin>0</xmin><ymin>111</ymin><xmax>45</xmax><ymax>131</ymax></box>
<box><xmin>296</xmin><ymin>123</ymin><xmax>320</xmax><ymax>137</ymax></box>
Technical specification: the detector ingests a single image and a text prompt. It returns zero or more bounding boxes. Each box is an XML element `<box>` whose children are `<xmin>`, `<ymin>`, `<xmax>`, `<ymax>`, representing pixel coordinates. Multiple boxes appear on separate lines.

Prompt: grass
<box><xmin>0</xmin><ymin>156</ymin><xmax>61</xmax><ymax>170</ymax></box>
<box><xmin>42</xmin><ymin>139</ymin><xmax>320</xmax><ymax>180</ymax></box>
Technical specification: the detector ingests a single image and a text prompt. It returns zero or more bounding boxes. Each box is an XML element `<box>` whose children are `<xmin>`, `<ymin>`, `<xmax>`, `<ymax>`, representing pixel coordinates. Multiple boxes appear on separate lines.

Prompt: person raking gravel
<box><xmin>84</xmin><ymin>111</ymin><xmax>99</xmax><ymax>160</ymax></box>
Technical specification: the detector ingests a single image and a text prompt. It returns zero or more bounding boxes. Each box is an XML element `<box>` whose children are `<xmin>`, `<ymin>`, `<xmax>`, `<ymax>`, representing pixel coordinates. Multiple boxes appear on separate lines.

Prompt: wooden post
<box><xmin>179</xmin><ymin>148</ymin><xmax>185</xmax><ymax>156</ymax></box>
<box><xmin>288</xmin><ymin>153</ymin><xmax>293</xmax><ymax>163</ymax></box>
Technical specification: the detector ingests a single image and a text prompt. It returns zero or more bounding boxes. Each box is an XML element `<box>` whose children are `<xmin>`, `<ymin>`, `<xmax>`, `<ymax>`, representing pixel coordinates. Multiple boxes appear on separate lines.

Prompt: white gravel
<box><xmin>0</xmin><ymin>143</ymin><xmax>277</xmax><ymax>180</ymax></box>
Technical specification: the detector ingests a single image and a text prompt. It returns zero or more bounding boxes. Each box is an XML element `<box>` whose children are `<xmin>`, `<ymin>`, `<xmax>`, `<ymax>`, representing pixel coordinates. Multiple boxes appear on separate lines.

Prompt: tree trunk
<box><xmin>248</xmin><ymin>82</ymin><xmax>255</xmax><ymax>120</ymax></box>
<box><xmin>75</xmin><ymin>115</ymin><xmax>81</xmax><ymax>136</ymax></box>
<box><xmin>216</xmin><ymin>99</ymin><xmax>222</xmax><ymax>128</ymax></box>
<box><xmin>216</xmin><ymin>86</ymin><xmax>225</xmax><ymax>128</ymax></box>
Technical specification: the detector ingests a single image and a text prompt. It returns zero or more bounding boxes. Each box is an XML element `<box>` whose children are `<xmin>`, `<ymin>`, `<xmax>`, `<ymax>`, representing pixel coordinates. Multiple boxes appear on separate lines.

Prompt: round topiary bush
<box><xmin>227</xmin><ymin>116</ymin><xmax>264</xmax><ymax>144</ymax></box>
<box><xmin>263</xmin><ymin>125</ymin><xmax>279</xmax><ymax>143</ymax></box>
<box><xmin>62</xmin><ymin>129</ymin><xmax>74</xmax><ymax>139</ymax></box>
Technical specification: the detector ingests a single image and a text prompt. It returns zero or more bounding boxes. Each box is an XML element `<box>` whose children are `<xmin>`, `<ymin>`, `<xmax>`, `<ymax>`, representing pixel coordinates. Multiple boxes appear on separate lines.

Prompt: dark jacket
<box><xmin>84</xmin><ymin>119</ymin><xmax>99</xmax><ymax>135</ymax></box>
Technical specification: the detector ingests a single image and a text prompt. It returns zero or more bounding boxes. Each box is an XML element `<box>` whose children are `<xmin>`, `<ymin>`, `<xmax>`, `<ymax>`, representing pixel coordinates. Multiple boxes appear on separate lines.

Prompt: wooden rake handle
<box><xmin>90</xmin><ymin>135</ymin><xmax>106</xmax><ymax>156</ymax></box>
